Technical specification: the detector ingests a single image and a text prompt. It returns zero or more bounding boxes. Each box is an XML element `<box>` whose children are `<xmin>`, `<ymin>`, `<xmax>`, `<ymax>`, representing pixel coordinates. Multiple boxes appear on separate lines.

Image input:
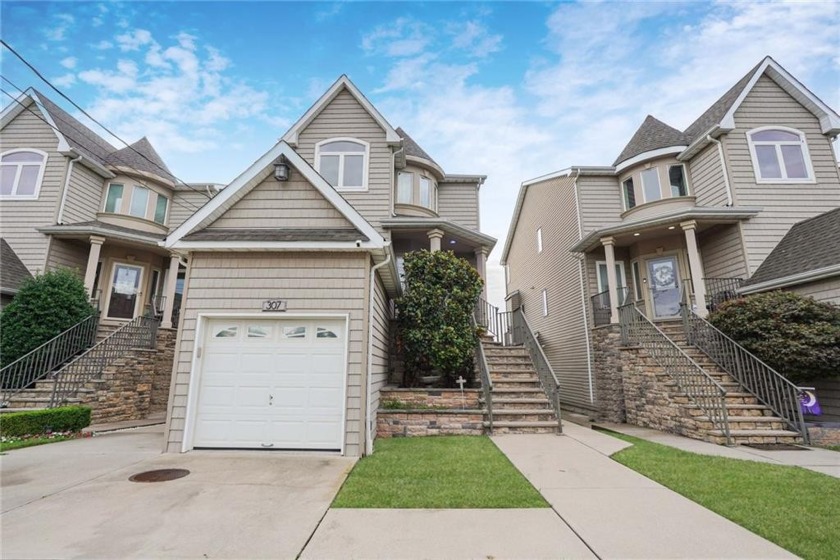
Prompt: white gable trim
<box><xmin>164</xmin><ymin>141</ymin><xmax>385</xmax><ymax>249</ymax></box>
<box><xmin>1</xmin><ymin>90</ymin><xmax>71</xmax><ymax>152</ymax></box>
<box><xmin>615</xmin><ymin>146</ymin><xmax>687</xmax><ymax>174</ymax></box>
<box><xmin>721</xmin><ymin>57</ymin><xmax>840</xmax><ymax>135</ymax></box>
<box><xmin>282</xmin><ymin>75</ymin><xmax>401</xmax><ymax>146</ymax></box>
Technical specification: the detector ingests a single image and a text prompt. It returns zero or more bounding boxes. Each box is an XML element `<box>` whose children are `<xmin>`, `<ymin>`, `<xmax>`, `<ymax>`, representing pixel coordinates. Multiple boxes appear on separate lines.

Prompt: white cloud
<box><xmin>361</xmin><ymin>18</ymin><xmax>434</xmax><ymax>57</ymax></box>
<box><xmin>92</xmin><ymin>40</ymin><xmax>113</xmax><ymax>50</ymax></box>
<box><xmin>52</xmin><ymin>73</ymin><xmax>77</xmax><ymax>88</ymax></box>
<box><xmin>450</xmin><ymin>21</ymin><xmax>502</xmax><ymax>58</ymax></box>
<box><xmin>60</xmin><ymin>56</ymin><xmax>77</xmax><ymax>69</ymax></box>
<box><xmin>115</xmin><ymin>28</ymin><xmax>153</xmax><ymax>51</ymax></box>
<box><xmin>45</xmin><ymin>13</ymin><xmax>75</xmax><ymax>41</ymax></box>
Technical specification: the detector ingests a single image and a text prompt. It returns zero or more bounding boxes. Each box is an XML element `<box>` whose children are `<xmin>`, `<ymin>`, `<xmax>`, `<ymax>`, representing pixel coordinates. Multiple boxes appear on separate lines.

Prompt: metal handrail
<box><xmin>704</xmin><ymin>277</ymin><xmax>744</xmax><ymax>312</ymax></box>
<box><xmin>0</xmin><ymin>313</ymin><xmax>99</xmax><ymax>406</ymax></box>
<box><xmin>471</xmin><ymin>315</ymin><xmax>493</xmax><ymax>432</ymax></box>
<box><xmin>590</xmin><ymin>287</ymin><xmax>630</xmax><ymax>326</ymax></box>
<box><xmin>49</xmin><ymin>315</ymin><xmax>159</xmax><ymax>407</ymax></box>
<box><xmin>511</xmin><ymin>308</ymin><xmax>563</xmax><ymax>433</ymax></box>
<box><xmin>474</xmin><ymin>296</ymin><xmax>513</xmax><ymax>345</ymax></box>
<box><xmin>619</xmin><ymin>302</ymin><xmax>731</xmax><ymax>445</ymax></box>
<box><xmin>680</xmin><ymin>304</ymin><xmax>808</xmax><ymax>443</ymax></box>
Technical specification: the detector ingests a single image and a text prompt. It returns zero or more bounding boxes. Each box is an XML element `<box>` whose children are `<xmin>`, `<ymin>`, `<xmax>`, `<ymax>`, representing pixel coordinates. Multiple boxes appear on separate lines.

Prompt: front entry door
<box><xmin>107</xmin><ymin>263</ymin><xmax>143</xmax><ymax>319</ymax></box>
<box><xmin>647</xmin><ymin>256</ymin><xmax>681</xmax><ymax>319</ymax></box>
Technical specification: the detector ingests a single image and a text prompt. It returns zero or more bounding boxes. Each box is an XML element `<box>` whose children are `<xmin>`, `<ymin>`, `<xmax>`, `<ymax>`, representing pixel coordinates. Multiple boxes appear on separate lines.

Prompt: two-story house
<box><xmin>0</xmin><ymin>89</ymin><xmax>215</xmax><ymax>330</ymax></box>
<box><xmin>501</xmin><ymin>56</ymin><xmax>840</xmax><ymax>422</ymax></box>
<box><xmin>160</xmin><ymin>76</ymin><xmax>495</xmax><ymax>457</ymax></box>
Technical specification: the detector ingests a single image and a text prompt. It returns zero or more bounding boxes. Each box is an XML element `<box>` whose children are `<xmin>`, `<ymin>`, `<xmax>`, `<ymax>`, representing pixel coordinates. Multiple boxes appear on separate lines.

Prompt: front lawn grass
<box><xmin>606</xmin><ymin>431</ymin><xmax>840</xmax><ymax>560</ymax></box>
<box><xmin>333</xmin><ymin>436</ymin><xmax>548</xmax><ymax>508</ymax></box>
<box><xmin>0</xmin><ymin>433</ymin><xmax>78</xmax><ymax>452</ymax></box>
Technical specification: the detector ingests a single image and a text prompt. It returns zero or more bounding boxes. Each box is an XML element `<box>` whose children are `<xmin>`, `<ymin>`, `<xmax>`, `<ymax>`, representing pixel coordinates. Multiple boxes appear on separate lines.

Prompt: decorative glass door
<box><xmin>107</xmin><ymin>264</ymin><xmax>143</xmax><ymax>319</ymax></box>
<box><xmin>646</xmin><ymin>256</ymin><xmax>681</xmax><ymax>319</ymax></box>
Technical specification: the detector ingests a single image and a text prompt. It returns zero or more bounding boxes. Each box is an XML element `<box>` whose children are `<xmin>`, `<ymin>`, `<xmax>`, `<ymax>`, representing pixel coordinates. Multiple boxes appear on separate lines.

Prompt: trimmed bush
<box><xmin>0</xmin><ymin>406</ymin><xmax>92</xmax><ymax>437</ymax></box>
<box><xmin>709</xmin><ymin>291</ymin><xmax>840</xmax><ymax>383</ymax></box>
<box><xmin>397</xmin><ymin>250</ymin><xmax>483</xmax><ymax>388</ymax></box>
<box><xmin>0</xmin><ymin>268</ymin><xmax>95</xmax><ymax>366</ymax></box>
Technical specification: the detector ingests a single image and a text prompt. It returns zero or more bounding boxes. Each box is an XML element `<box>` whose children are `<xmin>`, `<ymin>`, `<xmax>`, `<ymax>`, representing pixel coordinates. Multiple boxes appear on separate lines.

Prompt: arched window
<box><xmin>0</xmin><ymin>149</ymin><xmax>47</xmax><ymax>199</ymax></box>
<box><xmin>315</xmin><ymin>138</ymin><xmax>369</xmax><ymax>191</ymax></box>
<box><xmin>747</xmin><ymin>127</ymin><xmax>813</xmax><ymax>182</ymax></box>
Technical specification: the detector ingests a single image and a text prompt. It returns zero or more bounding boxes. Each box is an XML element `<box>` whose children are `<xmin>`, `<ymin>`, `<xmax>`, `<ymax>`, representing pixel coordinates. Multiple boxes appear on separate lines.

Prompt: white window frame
<box><xmin>104</xmin><ymin>261</ymin><xmax>145</xmax><ymax>321</ymax></box>
<box><xmin>103</xmin><ymin>182</ymin><xmax>125</xmax><ymax>213</ymax></box>
<box><xmin>596</xmin><ymin>260</ymin><xmax>627</xmax><ymax>295</ymax></box>
<box><xmin>747</xmin><ymin>126</ymin><xmax>815</xmax><ymax>184</ymax></box>
<box><xmin>621</xmin><ymin>177</ymin><xmax>636</xmax><ymax>211</ymax></box>
<box><xmin>0</xmin><ymin>149</ymin><xmax>47</xmax><ymax>200</ymax></box>
<box><xmin>315</xmin><ymin>137</ymin><xmax>370</xmax><ymax>192</ymax></box>
<box><xmin>640</xmin><ymin>167</ymin><xmax>662</xmax><ymax>203</ymax></box>
<box><xmin>153</xmin><ymin>192</ymin><xmax>170</xmax><ymax>225</ymax></box>
<box><xmin>537</xmin><ymin>227</ymin><xmax>543</xmax><ymax>253</ymax></box>
<box><xmin>396</xmin><ymin>171</ymin><xmax>413</xmax><ymax>204</ymax></box>
<box><xmin>542</xmin><ymin>288</ymin><xmax>548</xmax><ymax>317</ymax></box>
<box><xmin>129</xmin><ymin>185</ymin><xmax>150</xmax><ymax>219</ymax></box>
<box><xmin>667</xmin><ymin>164</ymin><xmax>691</xmax><ymax>197</ymax></box>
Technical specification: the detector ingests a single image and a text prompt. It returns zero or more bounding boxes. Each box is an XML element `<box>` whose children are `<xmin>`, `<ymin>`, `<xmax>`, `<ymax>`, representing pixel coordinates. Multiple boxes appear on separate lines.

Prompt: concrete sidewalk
<box><xmin>598</xmin><ymin>422</ymin><xmax>840</xmax><ymax>478</ymax></box>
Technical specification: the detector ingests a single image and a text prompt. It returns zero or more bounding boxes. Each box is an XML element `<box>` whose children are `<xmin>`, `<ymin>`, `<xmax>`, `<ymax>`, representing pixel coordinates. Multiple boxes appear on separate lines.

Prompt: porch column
<box><xmin>681</xmin><ymin>220</ymin><xmax>708</xmax><ymax>317</ymax></box>
<box><xmin>161</xmin><ymin>253</ymin><xmax>181</xmax><ymax>329</ymax></box>
<box><xmin>83</xmin><ymin>236</ymin><xmax>105</xmax><ymax>298</ymax></box>
<box><xmin>601</xmin><ymin>236</ymin><xmax>620</xmax><ymax>324</ymax></box>
<box><xmin>474</xmin><ymin>247</ymin><xmax>489</xmax><ymax>300</ymax></box>
<box><xmin>427</xmin><ymin>228</ymin><xmax>444</xmax><ymax>252</ymax></box>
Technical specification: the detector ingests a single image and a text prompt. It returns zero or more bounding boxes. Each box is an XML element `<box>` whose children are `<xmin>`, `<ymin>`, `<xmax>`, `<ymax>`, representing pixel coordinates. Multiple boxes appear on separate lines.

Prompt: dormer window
<box><xmin>316</xmin><ymin>138</ymin><xmax>369</xmax><ymax>191</ymax></box>
<box><xmin>0</xmin><ymin>150</ymin><xmax>47</xmax><ymax>199</ymax></box>
<box><xmin>748</xmin><ymin>127</ymin><xmax>813</xmax><ymax>182</ymax></box>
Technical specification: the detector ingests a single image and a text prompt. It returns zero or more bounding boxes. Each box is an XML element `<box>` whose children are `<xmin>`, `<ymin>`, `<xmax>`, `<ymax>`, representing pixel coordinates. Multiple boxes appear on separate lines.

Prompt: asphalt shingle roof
<box><xmin>105</xmin><ymin>137</ymin><xmax>176</xmax><ymax>183</ymax></box>
<box><xmin>396</xmin><ymin>127</ymin><xmax>440</xmax><ymax>168</ymax></box>
<box><xmin>182</xmin><ymin>228</ymin><xmax>368</xmax><ymax>242</ymax></box>
<box><xmin>613</xmin><ymin>116</ymin><xmax>689</xmax><ymax>166</ymax></box>
<box><xmin>1</xmin><ymin>239</ymin><xmax>33</xmax><ymax>294</ymax></box>
<box><xmin>744</xmin><ymin>207</ymin><xmax>840</xmax><ymax>286</ymax></box>
<box><xmin>682</xmin><ymin>61</ymin><xmax>761</xmax><ymax>143</ymax></box>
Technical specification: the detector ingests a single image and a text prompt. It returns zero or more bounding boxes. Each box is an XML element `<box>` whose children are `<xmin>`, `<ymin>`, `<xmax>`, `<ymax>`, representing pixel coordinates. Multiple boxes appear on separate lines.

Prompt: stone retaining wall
<box><xmin>377</xmin><ymin>410</ymin><xmax>484</xmax><ymax>437</ymax></box>
<box><xmin>380</xmin><ymin>388</ymin><xmax>481</xmax><ymax>409</ymax></box>
<box><xmin>590</xmin><ymin>325</ymin><xmax>626</xmax><ymax>423</ymax></box>
<box><xmin>807</xmin><ymin>423</ymin><xmax>840</xmax><ymax>447</ymax></box>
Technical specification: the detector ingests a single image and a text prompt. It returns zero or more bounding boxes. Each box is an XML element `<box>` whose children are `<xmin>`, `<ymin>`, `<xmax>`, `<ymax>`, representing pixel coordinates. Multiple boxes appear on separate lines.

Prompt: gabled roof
<box><xmin>282</xmin><ymin>75</ymin><xmax>401</xmax><ymax>146</ymax></box>
<box><xmin>743</xmin><ymin>207</ymin><xmax>840</xmax><ymax>288</ymax></box>
<box><xmin>613</xmin><ymin>116</ymin><xmax>688</xmax><ymax>166</ymax></box>
<box><xmin>0</xmin><ymin>239</ymin><xmax>33</xmax><ymax>295</ymax></box>
<box><xmin>105</xmin><ymin>137</ymin><xmax>176</xmax><ymax>183</ymax></box>
<box><xmin>164</xmin><ymin>140</ymin><xmax>386</xmax><ymax>250</ymax></box>
<box><xmin>683</xmin><ymin>62</ymin><xmax>761</xmax><ymax>143</ymax></box>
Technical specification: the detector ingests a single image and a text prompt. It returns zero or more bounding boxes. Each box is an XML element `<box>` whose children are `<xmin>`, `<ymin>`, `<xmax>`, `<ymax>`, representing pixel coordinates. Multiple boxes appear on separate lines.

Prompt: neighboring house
<box><xmin>161</xmin><ymin>76</ymin><xmax>495</xmax><ymax>457</ymax></box>
<box><xmin>501</xmin><ymin>56</ymin><xmax>840</xmax><ymax>417</ymax></box>
<box><xmin>0</xmin><ymin>89</ymin><xmax>217</xmax><ymax>329</ymax></box>
<box><xmin>740</xmin><ymin>206</ymin><xmax>840</xmax><ymax>304</ymax></box>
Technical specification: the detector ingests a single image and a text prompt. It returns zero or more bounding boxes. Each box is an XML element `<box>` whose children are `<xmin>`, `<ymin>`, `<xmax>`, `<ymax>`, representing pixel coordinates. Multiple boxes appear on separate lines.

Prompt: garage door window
<box><xmin>213</xmin><ymin>325</ymin><xmax>238</xmax><ymax>338</ymax></box>
<box><xmin>317</xmin><ymin>327</ymin><xmax>339</xmax><ymax>339</ymax></box>
<box><xmin>283</xmin><ymin>325</ymin><xmax>306</xmax><ymax>339</ymax></box>
<box><xmin>247</xmin><ymin>325</ymin><xmax>271</xmax><ymax>338</ymax></box>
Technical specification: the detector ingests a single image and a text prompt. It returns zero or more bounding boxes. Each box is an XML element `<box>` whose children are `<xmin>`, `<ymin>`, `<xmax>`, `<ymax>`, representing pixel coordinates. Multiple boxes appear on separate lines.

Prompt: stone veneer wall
<box><xmin>590</xmin><ymin>325</ymin><xmax>626</xmax><ymax>423</ymax></box>
<box><xmin>82</xmin><ymin>329</ymin><xmax>176</xmax><ymax>424</ymax></box>
<box><xmin>376</xmin><ymin>387</ymin><xmax>484</xmax><ymax>438</ymax></box>
<box><xmin>807</xmin><ymin>423</ymin><xmax>840</xmax><ymax>447</ymax></box>
<box><xmin>380</xmin><ymin>388</ymin><xmax>481</xmax><ymax>409</ymax></box>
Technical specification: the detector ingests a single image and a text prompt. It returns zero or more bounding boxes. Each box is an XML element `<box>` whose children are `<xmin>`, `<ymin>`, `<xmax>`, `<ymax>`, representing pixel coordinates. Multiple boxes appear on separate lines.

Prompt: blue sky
<box><xmin>2</xmin><ymin>1</ymin><xmax>839</xmax><ymax>270</ymax></box>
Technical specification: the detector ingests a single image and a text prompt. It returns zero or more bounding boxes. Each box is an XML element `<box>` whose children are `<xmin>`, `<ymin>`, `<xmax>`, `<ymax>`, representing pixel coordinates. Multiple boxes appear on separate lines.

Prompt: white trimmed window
<box><xmin>668</xmin><ymin>165</ymin><xmax>689</xmax><ymax>197</ymax></box>
<box><xmin>0</xmin><ymin>149</ymin><xmax>47</xmax><ymax>199</ymax></box>
<box><xmin>397</xmin><ymin>172</ymin><xmax>413</xmax><ymax>203</ymax></box>
<box><xmin>537</xmin><ymin>227</ymin><xmax>543</xmax><ymax>253</ymax></box>
<box><xmin>748</xmin><ymin>127</ymin><xmax>813</xmax><ymax>182</ymax></box>
<box><xmin>316</xmin><ymin>138</ymin><xmax>369</xmax><ymax>191</ymax></box>
<box><xmin>542</xmin><ymin>288</ymin><xmax>548</xmax><ymax>316</ymax></box>
<box><xmin>130</xmin><ymin>186</ymin><xmax>150</xmax><ymax>218</ymax></box>
<box><xmin>104</xmin><ymin>182</ymin><xmax>169</xmax><ymax>225</ymax></box>
<box><xmin>641</xmin><ymin>168</ymin><xmax>661</xmax><ymax>203</ymax></box>
<box><xmin>622</xmin><ymin>177</ymin><xmax>636</xmax><ymax>210</ymax></box>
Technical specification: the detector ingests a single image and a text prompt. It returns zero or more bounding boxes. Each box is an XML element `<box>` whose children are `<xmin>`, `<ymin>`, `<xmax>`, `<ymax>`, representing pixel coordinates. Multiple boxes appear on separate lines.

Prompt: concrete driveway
<box><xmin>1</xmin><ymin>425</ymin><xmax>355</xmax><ymax>559</ymax></box>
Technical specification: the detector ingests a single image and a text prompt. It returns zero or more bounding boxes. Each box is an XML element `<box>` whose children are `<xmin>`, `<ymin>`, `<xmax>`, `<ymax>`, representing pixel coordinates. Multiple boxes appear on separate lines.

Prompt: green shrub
<box><xmin>396</xmin><ymin>250</ymin><xmax>483</xmax><ymax>388</ymax></box>
<box><xmin>709</xmin><ymin>291</ymin><xmax>840</xmax><ymax>383</ymax></box>
<box><xmin>0</xmin><ymin>268</ymin><xmax>95</xmax><ymax>366</ymax></box>
<box><xmin>0</xmin><ymin>406</ymin><xmax>92</xmax><ymax>437</ymax></box>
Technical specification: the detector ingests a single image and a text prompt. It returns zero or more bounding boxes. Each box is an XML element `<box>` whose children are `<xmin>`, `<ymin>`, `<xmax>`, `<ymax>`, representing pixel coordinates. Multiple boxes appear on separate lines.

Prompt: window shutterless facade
<box><xmin>315</xmin><ymin>138</ymin><xmax>369</xmax><ymax>191</ymax></box>
<box><xmin>668</xmin><ymin>165</ymin><xmax>688</xmax><ymax>197</ymax></box>
<box><xmin>0</xmin><ymin>149</ymin><xmax>47</xmax><ymax>199</ymax></box>
<box><xmin>397</xmin><ymin>172</ymin><xmax>413</xmax><ymax>203</ymax></box>
<box><xmin>622</xmin><ymin>177</ymin><xmax>636</xmax><ymax>210</ymax></box>
<box><xmin>747</xmin><ymin>127</ymin><xmax>814</xmax><ymax>182</ymax></box>
<box><xmin>103</xmin><ymin>181</ymin><xmax>169</xmax><ymax>225</ymax></box>
<box><xmin>641</xmin><ymin>168</ymin><xmax>661</xmax><ymax>203</ymax></box>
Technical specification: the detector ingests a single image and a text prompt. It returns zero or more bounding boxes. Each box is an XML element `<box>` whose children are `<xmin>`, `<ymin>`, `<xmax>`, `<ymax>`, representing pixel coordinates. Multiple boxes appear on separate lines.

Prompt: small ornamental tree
<box><xmin>708</xmin><ymin>291</ymin><xmax>840</xmax><ymax>383</ymax></box>
<box><xmin>0</xmin><ymin>268</ymin><xmax>95</xmax><ymax>367</ymax></box>
<box><xmin>397</xmin><ymin>250</ymin><xmax>483</xmax><ymax>388</ymax></box>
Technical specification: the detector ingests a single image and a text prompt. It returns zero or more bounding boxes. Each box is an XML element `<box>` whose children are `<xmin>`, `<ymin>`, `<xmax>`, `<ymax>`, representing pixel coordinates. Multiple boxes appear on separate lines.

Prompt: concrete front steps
<box><xmin>480</xmin><ymin>342</ymin><xmax>560</xmax><ymax>434</ymax></box>
<box><xmin>655</xmin><ymin>321</ymin><xmax>802</xmax><ymax>446</ymax></box>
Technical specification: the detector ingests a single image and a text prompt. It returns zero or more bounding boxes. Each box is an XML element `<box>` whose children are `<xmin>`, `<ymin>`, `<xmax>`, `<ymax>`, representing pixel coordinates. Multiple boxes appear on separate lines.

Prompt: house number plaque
<box><xmin>261</xmin><ymin>300</ymin><xmax>287</xmax><ymax>312</ymax></box>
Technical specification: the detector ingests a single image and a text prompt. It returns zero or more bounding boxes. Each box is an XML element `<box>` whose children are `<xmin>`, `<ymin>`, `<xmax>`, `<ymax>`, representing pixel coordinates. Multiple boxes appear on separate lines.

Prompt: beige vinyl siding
<box><xmin>786</xmin><ymin>276</ymin><xmax>840</xmax><ymax>305</ymax></box>
<box><xmin>296</xmin><ymin>89</ymin><xmax>392</xmax><ymax>230</ymax></box>
<box><xmin>368</xmin><ymin>271</ymin><xmax>390</xmax><ymax>443</ymax></box>
<box><xmin>506</xmin><ymin>175</ymin><xmax>594</xmax><ymax>411</ymax></box>
<box><xmin>576</xmin><ymin>175</ymin><xmax>623</xmax><ymax>234</ymax></box>
<box><xmin>688</xmin><ymin>144</ymin><xmax>729</xmax><ymax>207</ymax></box>
<box><xmin>170</xmin><ymin>188</ymin><xmax>212</xmax><ymax>230</ymax></box>
<box><xmin>62</xmin><ymin>163</ymin><xmax>105</xmax><ymax>223</ymax></box>
<box><xmin>0</xmin><ymin>104</ymin><xmax>66</xmax><ymax>274</ymax></box>
<box><xmin>45</xmin><ymin>238</ymin><xmax>88</xmax><ymax>274</ymax></box>
<box><xmin>437</xmin><ymin>182</ymin><xmax>479</xmax><ymax>229</ymax></box>
<box><xmin>165</xmin><ymin>252</ymin><xmax>369</xmax><ymax>457</ymax></box>
<box><xmin>724</xmin><ymin>75</ymin><xmax>840</xmax><ymax>275</ymax></box>
<box><xmin>698</xmin><ymin>224</ymin><xmax>749</xmax><ymax>279</ymax></box>
<box><xmin>207</xmin><ymin>166</ymin><xmax>353</xmax><ymax>230</ymax></box>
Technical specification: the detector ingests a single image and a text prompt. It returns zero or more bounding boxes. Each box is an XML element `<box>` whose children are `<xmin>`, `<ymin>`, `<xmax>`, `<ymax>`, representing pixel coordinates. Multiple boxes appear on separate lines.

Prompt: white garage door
<box><xmin>192</xmin><ymin>317</ymin><xmax>346</xmax><ymax>450</ymax></box>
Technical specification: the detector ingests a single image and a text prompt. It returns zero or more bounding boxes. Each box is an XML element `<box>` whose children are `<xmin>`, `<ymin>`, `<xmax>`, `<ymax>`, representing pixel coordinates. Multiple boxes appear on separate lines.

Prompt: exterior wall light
<box><xmin>274</xmin><ymin>155</ymin><xmax>290</xmax><ymax>182</ymax></box>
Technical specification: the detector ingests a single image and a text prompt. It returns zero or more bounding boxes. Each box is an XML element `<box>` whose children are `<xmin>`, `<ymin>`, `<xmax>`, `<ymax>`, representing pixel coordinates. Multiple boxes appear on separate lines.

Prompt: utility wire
<box><xmin>1</xmin><ymin>39</ymin><xmax>213</xmax><ymax>201</ymax></box>
<box><xmin>0</xmin><ymin>85</ymin><xmax>205</xmax><ymax>216</ymax></box>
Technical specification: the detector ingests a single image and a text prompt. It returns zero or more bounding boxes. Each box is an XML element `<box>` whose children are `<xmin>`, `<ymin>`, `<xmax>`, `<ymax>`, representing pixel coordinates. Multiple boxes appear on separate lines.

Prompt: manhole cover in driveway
<box><xmin>129</xmin><ymin>468</ymin><xmax>190</xmax><ymax>482</ymax></box>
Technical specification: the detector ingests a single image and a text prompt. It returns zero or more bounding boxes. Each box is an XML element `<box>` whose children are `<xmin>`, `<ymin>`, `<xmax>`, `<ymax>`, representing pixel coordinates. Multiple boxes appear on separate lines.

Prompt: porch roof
<box><xmin>38</xmin><ymin>220</ymin><xmax>166</xmax><ymax>249</ymax></box>
<box><xmin>571</xmin><ymin>206</ymin><xmax>761</xmax><ymax>253</ymax></box>
<box><xmin>381</xmin><ymin>217</ymin><xmax>497</xmax><ymax>252</ymax></box>
<box><xmin>182</xmin><ymin>228</ymin><xmax>368</xmax><ymax>243</ymax></box>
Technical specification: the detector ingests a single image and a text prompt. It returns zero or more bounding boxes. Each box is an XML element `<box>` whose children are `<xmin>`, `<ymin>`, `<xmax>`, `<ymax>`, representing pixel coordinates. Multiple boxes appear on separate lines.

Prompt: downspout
<box><xmin>706</xmin><ymin>135</ymin><xmax>733</xmax><ymax>206</ymax></box>
<box><xmin>365</xmin><ymin>247</ymin><xmax>392</xmax><ymax>455</ymax></box>
<box><xmin>57</xmin><ymin>154</ymin><xmax>83</xmax><ymax>224</ymax></box>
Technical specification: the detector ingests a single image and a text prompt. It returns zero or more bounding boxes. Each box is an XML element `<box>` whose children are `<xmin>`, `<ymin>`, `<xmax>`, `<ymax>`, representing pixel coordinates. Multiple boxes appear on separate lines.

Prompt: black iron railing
<box><xmin>475</xmin><ymin>296</ymin><xmax>513</xmax><ymax>345</ymax></box>
<box><xmin>49</xmin><ymin>315</ymin><xmax>159</xmax><ymax>407</ymax></box>
<box><xmin>591</xmin><ymin>287</ymin><xmax>630</xmax><ymax>326</ymax></box>
<box><xmin>0</xmin><ymin>313</ymin><xmax>99</xmax><ymax>406</ymax></box>
<box><xmin>145</xmin><ymin>294</ymin><xmax>166</xmax><ymax>318</ymax></box>
<box><xmin>619</xmin><ymin>301</ymin><xmax>731</xmax><ymax>444</ymax></box>
<box><xmin>681</xmin><ymin>304</ymin><xmax>807</xmax><ymax>442</ymax></box>
<box><xmin>471</xmin><ymin>315</ymin><xmax>493</xmax><ymax>432</ymax></box>
<box><xmin>511</xmin><ymin>308</ymin><xmax>563</xmax><ymax>433</ymax></box>
<box><xmin>704</xmin><ymin>277</ymin><xmax>744</xmax><ymax>312</ymax></box>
